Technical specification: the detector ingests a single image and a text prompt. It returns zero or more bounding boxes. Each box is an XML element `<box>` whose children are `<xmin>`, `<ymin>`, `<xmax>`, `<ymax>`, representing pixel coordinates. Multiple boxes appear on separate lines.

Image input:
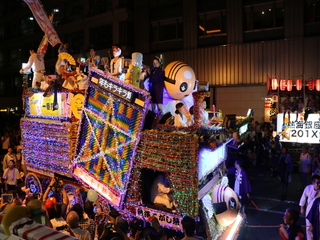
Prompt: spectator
<box><xmin>3</xmin><ymin>160</ymin><xmax>20</xmax><ymax>192</ymax></box>
<box><xmin>79</xmin><ymin>201</ymin><xmax>97</xmax><ymax>240</ymax></box>
<box><xmin>42</xmin><ymin>177</ymin><xmax>69</xmax><ymax>219</ymax></box>
<box><xmin>50</xmin><ymin>203</ymin><xmax>69</xmax><ymax>234</ymax></box>
<box><xmin>2</xmin><ymin>147</ymin><xmax>17</xmax><ymax>172</ymax></box>
<box><xmin>1</xmin><ymin>131</ymin><xmax>10</xmax><ymax>155</ymax></box>
<box><xmin>27</xmin><ymin>198</ymin><xmax>52</xmax><ymax>228</ymax></box>
<box><xmin>15</xmin><ymin>140</ymin><xmax>23</xmax><ymax>171</ymax></box>
<box><xmin>181</xmin><ymin>215</ymin><xmax>203</xmax><ymax>240</ymax></box>
<box><xmin>306</xmin><ymin>191</ymin><xmax>320</xmax><ymax>240</ymax></box>
<box><xmin>299</xmin><ymin>146</ymin><xmax>312</xmax><ymax>190</ymax></box>
<box><xmin>305</xmin><ymin>94</ymin><xmax>318</xmax><ymax>121</ymax></box>
<box><xmin>279</xmin><ymin>208</ymin><xmax>304</xmax><ymax>240</ymax></box>
<box><xmin>66</xmin><ymin>210</ymin><xmax>92</xmax><ymax>240</ymax></box>
<box><xmin>299</xmin><ymin>174</ymin><xmax>320</xmax><ymax>240</ymax></box>
<box><xmin>129</xmin><ymin>219</ymin><xmax>144</xmax><ymax>239</ymax></box>
<box><xmin>279</xmin><ymin>147</ymin><xmax>293</xmax><ymax>201</ymax></box>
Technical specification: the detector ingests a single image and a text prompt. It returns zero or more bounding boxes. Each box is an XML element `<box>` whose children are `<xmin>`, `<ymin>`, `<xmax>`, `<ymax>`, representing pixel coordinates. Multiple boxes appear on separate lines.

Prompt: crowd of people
<box><xmin>280</xmin><ymin>94</ymin><xmax>319</xmax><ymax>121</ymax></box>
<box><xmin>0</xmin><ymin>176</ymin><xmax>204</xmax><ymax>240</ymax></box>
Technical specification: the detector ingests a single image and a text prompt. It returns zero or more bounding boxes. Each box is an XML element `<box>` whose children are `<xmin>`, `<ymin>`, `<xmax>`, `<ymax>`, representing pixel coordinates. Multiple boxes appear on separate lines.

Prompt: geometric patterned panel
<box><xmin>74</xmin><ymin>81</ymin><xmax>150</xmax><ymax>207</ymax></box>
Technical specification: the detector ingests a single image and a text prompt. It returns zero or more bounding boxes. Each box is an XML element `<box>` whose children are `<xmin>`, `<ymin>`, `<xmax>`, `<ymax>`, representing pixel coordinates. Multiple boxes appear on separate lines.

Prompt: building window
<box><xmin>89</xmin><ymin>25</ymin><xmax>113</xmax><ymax>50</ymax></box>
<box><xmin>119</xmin><ymin>21</ymin><xmax>134</xmax><ymax>47</ymax></box>
<box><xmin>65</xmin><ymin>31</ymin><xmax>84</xmax><ymax>54</ymax></box>
<box><xmin>244</xmin><ymin>1</ymin><xmax>284</xmax><ymax>31</ymax></box>
<box><xmin>65</xmin><ymin>0</ymin><xmax>83</xmax><ymax>22</ymax></box>
<box><xmin>198</xmin><ymin>10</ymin><xmax>226</xmax><ymax>36</ymax></box>
<box><xmin>305</xmin><ymin>0</ymin><xmax>320</xmax><ymax>23</ymax></box>
<box><xmin>151</xmin><ymin>18</ymin><xmax>183</xmax><ymax>42</ymax></box>
<box><xmin>20</xmin><ymin>17</ymin><xmax>35</xmax><ymax>35</ymax></box>
<box><xmin>88</xmin><ymin>0</ymin><xmax>112</xmax><ymax>16</ymax></box>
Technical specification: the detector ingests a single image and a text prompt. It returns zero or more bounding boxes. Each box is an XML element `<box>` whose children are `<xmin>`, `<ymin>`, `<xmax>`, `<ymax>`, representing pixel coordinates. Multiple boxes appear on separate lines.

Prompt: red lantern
<box><xmin>287</xmin><ymin>80</ymin><xmax>292</xmax><ymax>91</ymax></box>
<box><xmin>316</xmin><ymin>79</ymin><xmax>320</xmax><ymax>91</ymax></box>
<box><xmin>308</xmin><ymin>78</ymin><xmax>315</xmax><ymax>91</ymax></box>
<box><xmin>271</xmin><ymin>78</ymin><xmax>278</xmax><ymax>90</ymax></box>
<box><xmin>296</xmin><ymin>79</ymin><xmax>302</xmax><ymax>91</ymax></box>
<box><xmin>280</xmin><ymin>79</ymin><xmax>286</xmax><ymax>91</ymax></box>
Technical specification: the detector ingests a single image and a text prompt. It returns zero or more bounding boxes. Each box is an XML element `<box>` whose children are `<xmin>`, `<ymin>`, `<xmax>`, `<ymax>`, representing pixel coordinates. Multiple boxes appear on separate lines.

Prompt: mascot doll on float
<box><xmin>161</xmin><ymin>61</ymin><xmax>197</xmax><ymax>120</ymax></box>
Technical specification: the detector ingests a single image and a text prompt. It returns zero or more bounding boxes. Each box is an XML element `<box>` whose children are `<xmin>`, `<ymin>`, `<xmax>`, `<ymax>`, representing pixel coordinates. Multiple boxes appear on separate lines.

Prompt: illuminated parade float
<box><xmin>2</xmin><ymin>1</ymin><xmax>251</xmax><ymax>239</ymax></box>
<box><xmin>18</xmin><ymin>65</ymin><xmax>246</xmax><ymax>239</ymax></box>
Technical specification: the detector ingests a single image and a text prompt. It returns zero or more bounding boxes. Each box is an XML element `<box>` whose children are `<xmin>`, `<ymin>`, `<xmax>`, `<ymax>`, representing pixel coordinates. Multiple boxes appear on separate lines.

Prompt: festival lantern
<box><xmin>296</xmin><ymin>79</ymin><xmax>302</xmax><ymax>91</ymax></box>
<box><xmin>271</xmin><ymin>78</ymin><xmax>278</xmax><ymax>90</ymax></box>
<box><xmin>286</xmin><ymin>80</ymin><xmax>292</xmax><ymax>91</ymax></box>
<box><xmin>316</xmin><ymin>79</ymin><xmax>320</xmax><ymax>91</ymax></box>
<box><xmin>308</xmin><ymin>78</ymin><xmax>315</xmax><ymax>91</ymax></box>
<box><xmin>280</xmin><ymin>79</ymin><xmax>286</xmax><ymax>91</ymax></box>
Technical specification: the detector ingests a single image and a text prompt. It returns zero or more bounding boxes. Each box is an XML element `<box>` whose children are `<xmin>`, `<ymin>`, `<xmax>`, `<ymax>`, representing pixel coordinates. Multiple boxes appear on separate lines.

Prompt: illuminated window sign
<box><xmin>277</xmin><ymin>113</ymin><xmax>320</xmax><ymax>143</ymax></box>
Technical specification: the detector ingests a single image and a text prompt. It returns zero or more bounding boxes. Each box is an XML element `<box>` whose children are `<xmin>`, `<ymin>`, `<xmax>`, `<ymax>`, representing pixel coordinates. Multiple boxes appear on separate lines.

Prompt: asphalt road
<box><xmin>237</xmin><ymin>169</ymin><xmax>306</xmax><ymax>240</ymax></box>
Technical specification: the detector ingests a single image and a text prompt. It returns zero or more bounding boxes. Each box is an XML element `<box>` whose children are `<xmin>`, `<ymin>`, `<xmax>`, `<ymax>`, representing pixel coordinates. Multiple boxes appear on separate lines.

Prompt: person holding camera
<box><xmin>43</xmin><ymin>176</ymin><xmax>69</xmax><ymax>219</ymax></box>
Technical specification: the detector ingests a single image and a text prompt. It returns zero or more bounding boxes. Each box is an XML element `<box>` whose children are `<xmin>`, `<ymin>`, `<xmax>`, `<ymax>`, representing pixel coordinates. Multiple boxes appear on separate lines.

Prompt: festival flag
<box><xmin>37</xmin><ymin>13</ymin><xmax>54</xmax><ymax>54</ymax></box>
<box><xmin>23</xmin><ymin>0</ymin><xmax>61</xmax><ymax>47</ymax></box>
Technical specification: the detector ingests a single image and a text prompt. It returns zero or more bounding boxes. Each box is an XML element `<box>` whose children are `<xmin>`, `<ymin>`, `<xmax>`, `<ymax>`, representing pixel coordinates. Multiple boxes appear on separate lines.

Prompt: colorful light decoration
<box><xmin>286</xmin><ymin>79</ymin><xmax>292</xmax><ymax>91</ymax></box>
<box><xmin>316</xmin><ymin>79</ymin><xmax>320</xmax><ymax>91</ymax></box>
<box><xmin>308</xmin><ymin>78</ymin><xmax>315</xmax><ymax>91</ymax></box>
<box><xmin>73</xmin><ymin>78</ymin><xmax>151</xmax><ymax>208</ymax></box>
<box><xmin>296</xmin><ymin>79</ymin><xmax>302</xmax><ymax>90</ymax></box>
<box><xmin>271</xmin><ymin>78</ymin><xmax>278</xmax><ymax>90</ymax></box>
<box><xmin>21</xmin><ymin>118</ymin><xmax>77</xmax><ymax>177</ymax></box>
<box><xmin>280</xmin><ymin>79</ymin><xmax>286</xmax><ymax>91</ymax></box>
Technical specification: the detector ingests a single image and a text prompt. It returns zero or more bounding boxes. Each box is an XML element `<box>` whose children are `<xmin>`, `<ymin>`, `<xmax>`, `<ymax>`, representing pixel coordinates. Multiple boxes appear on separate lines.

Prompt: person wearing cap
<box><xmin>109</xmin><ymin>46</ymin><xmax>125</xmax><ymax>81</ymax></box>
<box><xmin>19</xmin><ymin>49</ymin><xmax>45</xmax><ymax>88</ymax></box>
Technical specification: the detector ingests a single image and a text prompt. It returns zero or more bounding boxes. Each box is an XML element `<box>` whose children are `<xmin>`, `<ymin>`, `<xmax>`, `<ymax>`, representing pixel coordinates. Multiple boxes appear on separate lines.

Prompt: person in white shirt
<box><xmin>299</xmin><ymin>174</ymin><xmax>320</xmax><ymax>240</ymax></box>
<box><xmin>3</xmin><ymin>160</ymin><xmax>20</xmax><ymax>192</ymax></box>
<box><xmin>109</xmin><ymin>46</ymin><xmax>125</xmax><ymax>81</ymax></box>
<box><xmin>174</xmin><ymin>102</ymin><xmax>188</xmax><ymax>127</ymax></box>
<box><xmin>150</xmin><ymin>173</ymin><xmax>174</xmax><ymax>209</ymax></box>
<box><xmin>20</xmin><ymin>49</ymin><xmax>45</xmax><ymax>88</ymax></box>
<box><xmin>299</xmin><ymin>146</ymin><xmax>312</xmax><ymax>190</ymax></box>
<box><xmin>2</xmin><ymin>147</ymin><xmax>17</xmax><ymax>171</ymax></box>
<box><xmin>66</xmin><ymin>211</ymin><xmax>92</xmax><ymax>240</ymax></box>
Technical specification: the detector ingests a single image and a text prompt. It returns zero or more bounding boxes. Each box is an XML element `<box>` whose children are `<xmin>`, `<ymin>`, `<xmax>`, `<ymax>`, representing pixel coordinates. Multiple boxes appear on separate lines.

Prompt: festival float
<box><xmin>6</xmin><ymin>1</ymin><xmax>249</xmax><ymax>239</ymax></box>
<box><xmin>18</xmin><ymin>63</ymin><xmax>246</xmax><ymax>239</ymax></box>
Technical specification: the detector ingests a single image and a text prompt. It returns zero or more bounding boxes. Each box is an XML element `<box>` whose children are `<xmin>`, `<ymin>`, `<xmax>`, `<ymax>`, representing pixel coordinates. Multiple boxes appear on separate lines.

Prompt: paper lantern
<box><xmin>316</xmin><ymin>79</ymin><xmax>320</xmax><ymax>91</ymax></box>
<box><xmin>308</xmin><ymin>78</ymin><xmax>315</xmax><ymax>91</ymax></box>
<box><xmin>280</xmin><ymin>79</ymin><xmax>286</xmax><ymax>91</ymax></box>
<box><xmin>271</xmin><ymin>78</ymin><xmax>278</xmax><ymax>90</ymax></box>
<box><xmin>296</xmin><ymin>79</ymin><xmax>302</xmax><ymax>91</ymax></box>
<box><xmin>287</xmin><ymin>80</ymin><xmax>292</xmax><ymax>91</ymax></box>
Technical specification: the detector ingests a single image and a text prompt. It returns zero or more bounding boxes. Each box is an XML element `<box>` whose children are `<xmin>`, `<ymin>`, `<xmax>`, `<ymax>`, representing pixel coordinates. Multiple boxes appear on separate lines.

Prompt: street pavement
<box><xmin>237</xmin><ymin>169</ymin><xmax>306</xmax><ymax>240</ymax></box>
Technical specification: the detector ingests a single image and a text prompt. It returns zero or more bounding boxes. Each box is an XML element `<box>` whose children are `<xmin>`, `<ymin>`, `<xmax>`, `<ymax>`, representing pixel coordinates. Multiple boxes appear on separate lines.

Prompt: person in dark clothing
<box><xmin>279</xmin><ymin>147</ymin><xmax>293</xmax><ymax>201</ymax></box>
<box><xmin>149</xmin><ymin>57</ymin><xmax>164</xmax><ymax>114</ymax></box>
<box><xmin>279</xmin><ymin>208</ymin><xmax>304</xmax><ymax>240</ymax></box>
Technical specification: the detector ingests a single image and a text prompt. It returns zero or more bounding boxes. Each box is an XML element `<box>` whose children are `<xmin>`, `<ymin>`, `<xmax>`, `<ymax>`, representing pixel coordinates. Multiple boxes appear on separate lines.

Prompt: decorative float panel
<box><xmin>125</xmin><ymin>130</ymin><xmax>199</xmax><ymax>227</ymax></box>
<box><xmin>73</xmin><ymin>70</ymin><xmax>151</xmax><ymax>208</ymax></box>
<box><xmin>21</xmin><ymin>118</ymin><xmax>77</xmax><ymax>177</ymax></box>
